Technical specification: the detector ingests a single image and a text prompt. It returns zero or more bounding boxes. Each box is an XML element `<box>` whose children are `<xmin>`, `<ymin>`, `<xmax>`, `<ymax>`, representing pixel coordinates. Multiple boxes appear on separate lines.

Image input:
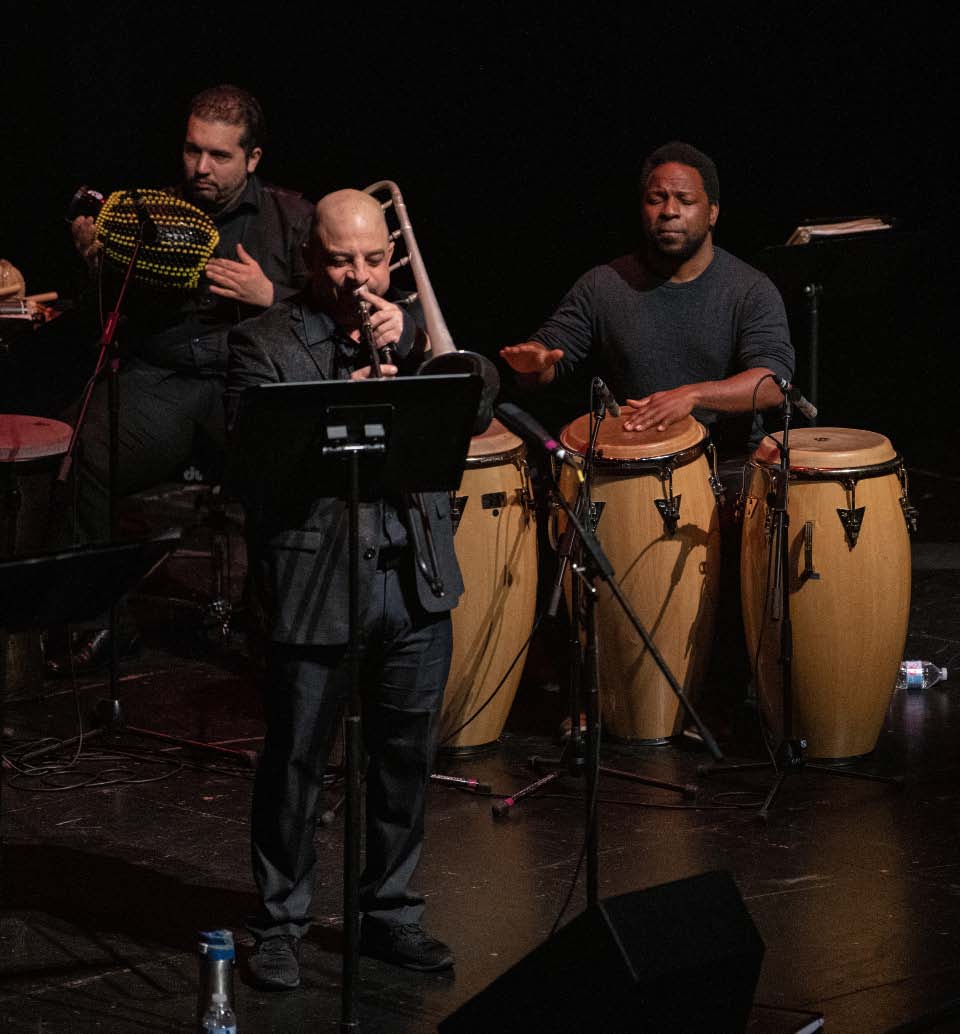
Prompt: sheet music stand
<box><xmin>756</xmin><ymin>220</ymin><xmax>904</xmax><ymax>419</ymax></box>
<box><xmin>235</xmin><ymin>372</ymin><xmax>481</xmax><ymax>1033</ymax></box>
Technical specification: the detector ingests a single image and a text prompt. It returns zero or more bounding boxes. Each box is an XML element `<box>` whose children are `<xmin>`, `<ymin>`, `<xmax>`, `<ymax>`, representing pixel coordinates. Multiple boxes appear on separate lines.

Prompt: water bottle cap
<box><xmin>199</xmin><ymin>928</ymin><xmax>235</xmax><ymax>947</ymax></box>
<box><xmin>200</xmin><ymin>943</ymin><xmax>236</xmax><ymax>961</ymax></box>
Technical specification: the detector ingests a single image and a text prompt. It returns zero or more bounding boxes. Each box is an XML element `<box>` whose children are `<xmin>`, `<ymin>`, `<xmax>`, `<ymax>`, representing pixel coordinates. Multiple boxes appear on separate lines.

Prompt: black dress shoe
<box><xmin>45</xmin><ymin>628</ymin><xmax>140</xmax><ymax>678</ymax></box>
<box><xmin>360</xmin><ymin>920</ymin><xmax>454</xmax><ymax>971</ymax></box>
<box><xmin>247</xmin><ymin>935</ymin><xmax>301</xmax><ymax>990</ymax></box>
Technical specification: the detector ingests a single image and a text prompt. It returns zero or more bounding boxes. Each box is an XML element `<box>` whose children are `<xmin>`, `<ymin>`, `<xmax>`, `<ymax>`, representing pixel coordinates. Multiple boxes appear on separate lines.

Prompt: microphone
<box><xmin>65</xmin><ymin>185</ymin><xmax>105</xmax><ymax>222</ymax></box>
<box><xmin>494</xmin><ymin>402</ymin><xmax>584</xmax><ymax>471</ymax></box>
<box><xmin>774</xmin><ymin>376</ymin><xmax>818</xmax><ymax>422</ymax></box>
<box><xmin>592</xmin><ymin>377</ymin><xmax>621</xmax><ymax>418</ymax></box>
<box><xmin>128</xmin><ymin>190</ymin><xmax>158</xmax><ymax>244</ymax></box>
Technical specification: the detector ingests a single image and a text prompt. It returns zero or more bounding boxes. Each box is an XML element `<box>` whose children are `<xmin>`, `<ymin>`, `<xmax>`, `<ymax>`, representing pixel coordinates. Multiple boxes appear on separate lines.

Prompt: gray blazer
<box><xmin>225</xmin><ymin>296</ymin><xmax>464</xmax><ymax>645</ymax></box>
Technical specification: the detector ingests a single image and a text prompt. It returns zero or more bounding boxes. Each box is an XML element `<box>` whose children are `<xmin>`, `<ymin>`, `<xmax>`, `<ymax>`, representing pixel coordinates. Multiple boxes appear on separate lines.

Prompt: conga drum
<box><xmin>558</xmin><ymin>414</ymin><xmax>721</xmax><ymax>743</ymax></box>
<box><xmin>740</xmin><ymin>427</ymin><xmax>913</xmax><ymax>760</ymax></box>
<box><xmin>0</xmin><ymin>414</ymin><xmax>73</xmax><ymax>694</ymax></box>
<box><xmin>440</xmin><ymin>419</ymin><xmax>538</xmax><ymax>753</ymax></box>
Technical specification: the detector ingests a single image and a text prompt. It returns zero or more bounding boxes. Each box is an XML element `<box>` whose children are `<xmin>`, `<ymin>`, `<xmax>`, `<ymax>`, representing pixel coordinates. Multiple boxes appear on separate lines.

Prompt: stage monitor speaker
<box><xmin>439</xmin><ymin>870</ymin><xmax>764</xmax><ymax>1034</ymax></box>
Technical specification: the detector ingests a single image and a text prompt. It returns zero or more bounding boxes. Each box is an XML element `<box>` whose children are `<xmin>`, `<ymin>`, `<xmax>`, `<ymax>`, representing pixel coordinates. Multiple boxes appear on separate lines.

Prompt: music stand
<box><xmin>755</xmin><ymin>220</ymin><xmax>903</xmax><ymax>418</ymax></box>
<box><xmin>234</xmin><ymin>372</ymin><xmax>481</xmax><ymax>1034</ymax></box>
<box><xmin>0</xmin><ymin>531</ymin><xmax>181</xmax><ymax>863</ymax></box>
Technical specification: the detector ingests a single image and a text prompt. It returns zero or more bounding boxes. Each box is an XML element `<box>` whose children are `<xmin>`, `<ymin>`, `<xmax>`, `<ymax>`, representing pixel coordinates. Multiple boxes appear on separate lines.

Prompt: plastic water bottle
<box><xmin>896</xmin><ymin>661</ymin><xmax>948</xmax><ymax>691</ymax></box>
<box><xmin>201</xmin><ymin>991</ymin><xmax>237</xmax><ymax>1034</ymax></box>
<box><xmin>198</xmin><ymin>929</ymin><xmax>236</xmax><ymax>1031</ymax></box>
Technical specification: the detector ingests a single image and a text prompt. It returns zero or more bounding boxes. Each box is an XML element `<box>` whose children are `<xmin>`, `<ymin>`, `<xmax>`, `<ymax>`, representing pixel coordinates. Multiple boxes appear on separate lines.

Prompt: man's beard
<box><xmin>186</xmin><ymin>176</ymin><xmax>246</xmax><ymax>214</ymax></box>
<box><xmin>646</xmin><ymin>226</ymin><xmax>710</xmax><ymax>264</ymax></box>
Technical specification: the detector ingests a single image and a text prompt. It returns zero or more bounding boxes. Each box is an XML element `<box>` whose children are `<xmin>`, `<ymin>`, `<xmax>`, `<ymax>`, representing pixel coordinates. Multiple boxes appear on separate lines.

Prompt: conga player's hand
<box><xmin>623</xmin><ymin>385</ymin><xmax>698</xmax><ymax>432</ymax></box>
<box><xmin>499</xmin><ymin>342</ymin><xmax>564</xmax><ymax>376</ymax></box>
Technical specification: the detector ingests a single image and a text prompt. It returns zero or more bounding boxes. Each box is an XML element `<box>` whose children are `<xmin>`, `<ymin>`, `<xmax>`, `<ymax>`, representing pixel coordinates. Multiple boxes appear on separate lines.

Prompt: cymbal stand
<box><xmin>493</xmin><ymin>402</ymin><xmax>724</xmax><ymax>866</ymax></box>
<box><xmin>698</xmin><ymin>384</ymin><xmax>900</xmax><ymax>822</ymax></box>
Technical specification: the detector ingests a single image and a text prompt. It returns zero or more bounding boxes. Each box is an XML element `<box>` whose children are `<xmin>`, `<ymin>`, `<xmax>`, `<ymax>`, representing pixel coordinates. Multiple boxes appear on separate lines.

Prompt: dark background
<box><xmin>4</xmin><ymin>5</ymin><xmax>957</xmax><ymax>473</ymax></box>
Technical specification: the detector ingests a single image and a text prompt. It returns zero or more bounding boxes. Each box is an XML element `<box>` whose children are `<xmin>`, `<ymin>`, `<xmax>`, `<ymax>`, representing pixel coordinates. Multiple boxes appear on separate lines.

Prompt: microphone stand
<box><xmin>56</xmin><ymin>228</ymin><xmax>146</xmax><ymax>730</ymax></box>
<box><xmin>493</xmin><ymin>399</ymin><xmax>723</xmax><ymax>837</ymax></box>
<box><xmin>698</xmin><ymin>386</ymin><xmax>900</xmax><ymax>821</ymax></box>
<box><xmin>52</xmin><ymin>221</ymin><xmax>257</xmax><ymax>765</ymax></box>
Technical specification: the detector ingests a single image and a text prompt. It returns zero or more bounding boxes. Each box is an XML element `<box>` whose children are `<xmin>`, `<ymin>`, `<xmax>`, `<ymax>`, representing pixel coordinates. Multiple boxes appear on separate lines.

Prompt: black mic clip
<box><xmin>774</xmin><ymin>376</ymin><xmax>818</xmax><ymax>422</ymax></box>
<box><xmin>65</xmin><ymin>185</ymin><xmax>105</xmax><ymax>223</ymax></box>
<box><xmin>128</xmin><ymin>189</ymin><xmax>159</xmax><ymax>244</ymax></box>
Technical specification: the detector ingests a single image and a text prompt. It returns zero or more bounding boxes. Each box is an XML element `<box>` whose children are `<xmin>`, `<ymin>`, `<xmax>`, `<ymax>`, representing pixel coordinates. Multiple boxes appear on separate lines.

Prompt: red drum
<box><xmin>440</xmin><ymin>420</ymin><xmax>538</xmax><ymax>753</ymax></box>
<box><xmin>740</xmin><ymin>427</ymin><xmax>913</xmax><ymax>760</ymax></box>
<box><xmin>558</xmin><ymin>414</ymin><xmax>721</xmax><ymax>742</ymax></box>
<box><xmin>0</xmin><ymin>414</ymin><xmax>73</xmax><ymax>694</ymax></box>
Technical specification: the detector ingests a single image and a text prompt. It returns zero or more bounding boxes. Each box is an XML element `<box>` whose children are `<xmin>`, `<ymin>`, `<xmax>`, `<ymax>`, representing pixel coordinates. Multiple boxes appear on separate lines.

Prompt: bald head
<box><xmin>314</xmin><ymin>189</ymin><xmax>388</xmax><ymax>240</ymax></box>
<box><xmin>308</xmin><ymin>188</ymin><xmax>395</xmax><ymax>317</ymax></box>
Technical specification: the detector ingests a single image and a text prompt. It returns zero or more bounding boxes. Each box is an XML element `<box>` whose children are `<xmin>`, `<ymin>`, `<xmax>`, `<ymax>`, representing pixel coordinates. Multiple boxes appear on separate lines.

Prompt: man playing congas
<box><xmin>499</xmin><ymin>141</ymin><xmax>796</xmax><ymax>737</ymax></box>
<box><xmin>500</xmin><ymin>140</ymin><xmax>794</xmax><ymax>454</ymax></box>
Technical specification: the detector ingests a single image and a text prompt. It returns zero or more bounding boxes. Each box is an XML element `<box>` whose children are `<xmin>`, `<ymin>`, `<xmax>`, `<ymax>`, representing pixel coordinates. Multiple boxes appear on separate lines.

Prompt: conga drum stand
<box><xmin>698</xmin><ymin>385</ymin><xmax>902</xmax><ymax>822</ymax></box>
<box><xmin>492</xmin><ymin>404</ymin><xmax>724</xmax><ymax>859</ymax></box>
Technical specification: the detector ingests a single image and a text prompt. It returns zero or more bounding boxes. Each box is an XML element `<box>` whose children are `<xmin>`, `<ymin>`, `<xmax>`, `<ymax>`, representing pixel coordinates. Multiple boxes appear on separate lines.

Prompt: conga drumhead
<box><xmin>0</xmin><ymin>415</ymin><xmax>73</xmax><ymax>462</ymax></box>
<box><xmin>559</xmin><ymin>413</ymin><xmax>706</xmax><ymax>460</ymax></box>
<box><xmin>466</xmin><ymin>418</ymin><xmax>523</xmax><ymax>463</ymax></box>
<box><xmin>752</xmin><ymin>427</ymin><xmax>897</xmax><ymax>470</ymax></box>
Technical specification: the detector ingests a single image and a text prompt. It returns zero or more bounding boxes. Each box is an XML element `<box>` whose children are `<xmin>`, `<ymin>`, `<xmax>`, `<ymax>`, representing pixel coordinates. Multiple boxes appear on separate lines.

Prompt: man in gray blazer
<box><xmin>226</xmin><ymin>189</ymin><xmax>462</xmax><ymax>990</ymax></box>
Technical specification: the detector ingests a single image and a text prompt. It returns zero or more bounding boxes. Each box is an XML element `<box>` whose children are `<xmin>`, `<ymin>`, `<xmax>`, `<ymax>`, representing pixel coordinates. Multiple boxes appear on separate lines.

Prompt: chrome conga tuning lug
<box><xmin>586</xmin><ymin>500</ymin><xmax>605</xmax><ymax>534</ymax></box>
<box><xmin>708</xmin><ymin>473</ymin><xmax>726</xmax><ymax>507</ymax></box>
<box><xmin>899</xmin><ymin>498</ymin><xmax>919</xmax><ymax>534</ymax></box>
<box><xmin>763</xmin><ymin>508</ymin><xmax>774</xmax><ymax>539</ymax></box>
<box><xmin>516</xmin><ymin>485</ymin><xmax>533</xmax><ymax>523</ymax></box>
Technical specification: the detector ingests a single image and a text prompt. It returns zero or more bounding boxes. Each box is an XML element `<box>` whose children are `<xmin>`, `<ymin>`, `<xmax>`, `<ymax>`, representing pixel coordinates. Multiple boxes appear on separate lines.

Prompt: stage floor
<box><xmin>2</xmin><ymin>481</ymin><xmax>959</xmax><ymax>1033</ymax></box>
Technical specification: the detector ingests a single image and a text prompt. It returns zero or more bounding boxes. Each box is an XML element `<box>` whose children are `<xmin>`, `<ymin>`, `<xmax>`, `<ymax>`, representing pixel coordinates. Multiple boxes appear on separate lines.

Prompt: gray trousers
<box><xmin>248</xmin><ymin>566</ymin><xmax>452</xmax><ymax>940</ymax></box>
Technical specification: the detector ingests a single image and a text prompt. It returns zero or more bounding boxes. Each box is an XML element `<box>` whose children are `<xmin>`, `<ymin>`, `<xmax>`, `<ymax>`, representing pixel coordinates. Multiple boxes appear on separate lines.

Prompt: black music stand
<box><xmin>235</xmin><ymin>372</ymin><xmax>481</xmax><ymax>1034</ymax></box>
<box><xmin>0</xmin><ymin>532</ymin><xmax>181</xmax><ymax>861</ymax></box>
<box><xmin>755</xmin><ymin>221</ymin><xmax>903</xmax><ymax>419</ymax></box>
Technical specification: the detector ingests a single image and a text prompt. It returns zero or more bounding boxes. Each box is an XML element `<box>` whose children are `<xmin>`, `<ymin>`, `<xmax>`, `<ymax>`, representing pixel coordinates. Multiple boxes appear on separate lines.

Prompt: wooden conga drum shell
<box><xmin>441</xmin><ymin>421</ymin><xmax>538</xmax><ymax>753</ymax></box>
<box><xmin>559</xmin><ymin>414</ymin><xmax>721</xmax><ymax>743</ymax></box>
<box><xmin>740</xmin><ymin>427</ymin><xmax>912</xmax><ymax>760</ymax></box>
